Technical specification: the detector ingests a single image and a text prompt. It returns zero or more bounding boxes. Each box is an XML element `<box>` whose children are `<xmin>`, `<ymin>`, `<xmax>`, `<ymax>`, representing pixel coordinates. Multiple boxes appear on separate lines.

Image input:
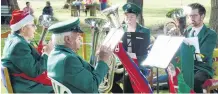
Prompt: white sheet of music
<box><xmin>183</xmin><ymin>37</ymin><xmax>201</xmax><ymax>61</ymax></box>
<box><xmin>102</xmin><ymin>28</ymin><xmax>124</xmax><ymax>50</ymax></box>
<box><xmin>183</xmin><ymin>37</ymin><xmax>200</xmax><ymax>53</ymax></box>
<box><xmin>142</xmin><ymin>35</ymin><xmax>185</xmax><ymax>69</ymax></box>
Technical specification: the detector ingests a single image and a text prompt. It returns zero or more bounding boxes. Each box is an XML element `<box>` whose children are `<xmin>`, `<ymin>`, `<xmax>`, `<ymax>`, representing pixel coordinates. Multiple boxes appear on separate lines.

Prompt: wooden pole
<box><xmin>82</xmin><ymin>33</ymin><xmax>87</xmax><ymax>60</ymax></box>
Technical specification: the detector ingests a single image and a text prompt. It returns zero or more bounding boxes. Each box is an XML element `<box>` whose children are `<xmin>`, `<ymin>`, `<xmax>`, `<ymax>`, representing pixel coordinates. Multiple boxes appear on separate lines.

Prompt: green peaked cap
<box><xmin>122</xmin><ymin>3</ymin><xmax>141</xmax><ymax>16</ymax></box>
<box><xmin>48</xmin><ymin>18</ymin><xmax>83</xmax><ymax>34</ymax></box>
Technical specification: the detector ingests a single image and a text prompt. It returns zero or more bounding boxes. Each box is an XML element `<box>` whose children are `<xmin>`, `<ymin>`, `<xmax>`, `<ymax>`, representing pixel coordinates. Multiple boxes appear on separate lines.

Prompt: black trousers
<box><xmin>111</xmin><ymin>72</ymin><xmax>134</xmax><ymax>93</ymax></box>
<box><xmin>111</xmin><ymin>73</ymin><xmax>123</xmax><ymax>93</ymax></box>
<box><xmin>194</xmin><ymin>70</ymin><xmax>211</xmax><ymax>93</ymax></box>
<box><xmin>123</xmin><ymin>73</ymin><xmax>134</xmax><ymax>93</ymax></box>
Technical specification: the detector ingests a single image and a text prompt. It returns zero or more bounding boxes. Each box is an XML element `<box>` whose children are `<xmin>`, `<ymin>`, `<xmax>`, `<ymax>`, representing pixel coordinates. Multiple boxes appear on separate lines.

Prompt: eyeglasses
<box><xmin>24</xmin><ymin>24</ymin><xmax>37</xmax><ymax>29</ymax></box>
<box><xmin>188</xmin><ymin>14</ymin><xmax>199</xmax><ymax>18</ymax></box>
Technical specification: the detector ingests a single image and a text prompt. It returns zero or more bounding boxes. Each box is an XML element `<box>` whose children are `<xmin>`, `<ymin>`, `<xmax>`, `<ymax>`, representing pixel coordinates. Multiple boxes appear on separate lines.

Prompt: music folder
<box><xmin>122</xmin><ymin>32</ymin><xmax>149</xmax><ymax>56</ymax></box>
<box><xmin>142</xmin><ymin>35</ymin><xmax>185</xmax><ymax>69</ymax></box>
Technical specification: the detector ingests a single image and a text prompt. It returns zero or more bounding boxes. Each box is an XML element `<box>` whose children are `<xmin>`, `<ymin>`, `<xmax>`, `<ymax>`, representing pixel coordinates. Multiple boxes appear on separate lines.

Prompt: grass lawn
<box><xmin>1</xmin><ymin>0</ymin><xmax>211</xmax><ymax>93</ymax></box>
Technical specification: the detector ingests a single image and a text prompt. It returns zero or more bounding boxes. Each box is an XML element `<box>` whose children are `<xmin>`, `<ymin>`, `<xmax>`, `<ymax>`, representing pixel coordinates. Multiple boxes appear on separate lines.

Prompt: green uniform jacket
<box><xmin>123</xmin><ymin>23</ymin><xmax>150</xmax><ymax>65</ymax></box>
<box><xmin>135</xmin><ymin>23</ymin><xmax>150</xmax><ymax>65</ymax></box>
<box><xmin>184</xmin><ymin>24</ymin><xmax>217</xmax><ymax>77</ymax></box>
<box><xmin>1</xmin><ymin>33</ymin><xmax>53</xmax><ymax>93</ymax></box>
<box><xmin>47</xmin><ymin>45</ymin><xmax>109</xmax><ymax>93</ymax></box>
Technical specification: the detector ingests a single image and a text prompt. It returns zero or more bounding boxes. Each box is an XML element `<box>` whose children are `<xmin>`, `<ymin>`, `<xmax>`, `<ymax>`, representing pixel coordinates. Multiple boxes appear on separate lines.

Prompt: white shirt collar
<box><xmin>192</xmin><ymin>25</ymin><xmax>204</xmax><ymax>36</ymax></box>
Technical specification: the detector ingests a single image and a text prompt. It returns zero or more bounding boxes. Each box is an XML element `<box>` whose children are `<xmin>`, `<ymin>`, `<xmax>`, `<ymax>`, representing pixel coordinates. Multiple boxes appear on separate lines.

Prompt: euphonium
<box><xmin>164</xmin><ymin>8</ymin><xmax>187</xmax><ymax>36</ymax></box>
<box><xmin>101</xmin><ymin>5</ymin><xmax>122</xmax><ymax>29</ymax></box>
<box><xmin>85</xmin><ymin>18</ymin><xmax>116</xmax><ymax>93</ymax></box>
<box><xmin>101</xmin><ymin>5</ymin><xmax>124</xmax><ymax>74</ymax></box>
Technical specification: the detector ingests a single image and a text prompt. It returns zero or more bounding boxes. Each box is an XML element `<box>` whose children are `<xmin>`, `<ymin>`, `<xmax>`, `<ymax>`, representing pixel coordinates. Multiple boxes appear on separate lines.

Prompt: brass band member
<box><xmin>112</xmin><ymin>3</ymin><xmax>151</xmax><ymax>93</ymax></box>
<box><xmin>47</xmin><ymin>18</ymin><xmax>113</xmax><ymax>93</ymax></box>
<box><xmin>1</xmin><ymin>10</ymin><xmax>53</xmax><ymax>93</ymax></box>
<box><xmin>152</xmin><ymin>8</ymin><xmax>188</xmax><ymax>85</ymax></box>
<box><xmin>122</xmin><ymin>3</ymin><xmax>150</xmax><ymax>63</ymax></box>
<box><xmin>184</xmin><ymin>3</ymin><xmax>217</xmax><ymax>93</ymax></box>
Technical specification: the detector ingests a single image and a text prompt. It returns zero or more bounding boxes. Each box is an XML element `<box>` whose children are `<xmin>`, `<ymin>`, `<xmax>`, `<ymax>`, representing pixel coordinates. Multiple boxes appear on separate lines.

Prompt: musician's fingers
<box><xmin>100</xmin><ymin>45</ymin><xmax>105</xmax><ymax>51</ymax></box>
<box><xmin>102</xmin><ymin>45</ymin><xmax>113</xmax><ymax>55</ymax></box>
<box><xmin>42</xmin><ymin>41</ymin><xmax>48</xmax><ymax>46</ymax></box>
<box><xmin>43</xmin><ymin>43</ymin><xmax>48</xmax><ymax>47</ymax></box>
<box><xmin>107</xmin><ymin>44</ymin><xmax>113</xmax><ymax>52</ymax></box>
<box><xmin>42</xmin><ymin>46</ymin><xmax>46</xmax><ymax>53</ymax></box>
<box><xmin>101</xmin><ymin>44</ymin><xmax>112</xmax><ymax>52</ymax></box>
<box><xmin>48</xmin><ymin>40</ymin><xmax>53</xmax><ymax>46</ymax></box>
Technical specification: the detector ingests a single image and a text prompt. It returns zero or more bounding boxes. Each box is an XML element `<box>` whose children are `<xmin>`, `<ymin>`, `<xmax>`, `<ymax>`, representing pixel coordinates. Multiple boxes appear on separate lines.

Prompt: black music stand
<box><xmin>122</xmin><ymin>32</ymin><xmax>149</xmax><ymax>56</ymax></box>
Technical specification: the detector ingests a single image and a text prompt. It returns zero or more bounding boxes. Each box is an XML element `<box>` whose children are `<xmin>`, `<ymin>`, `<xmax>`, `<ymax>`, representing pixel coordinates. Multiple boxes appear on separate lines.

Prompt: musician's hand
<box><xmin>98</xmin><ymin>45</ymin><xmax>113</xmax><ymax>65</ymax></box>
<box><xmin>43</xmin><ymin>40</ymin><xmax>53</xmax><ymax>55</ymax></box>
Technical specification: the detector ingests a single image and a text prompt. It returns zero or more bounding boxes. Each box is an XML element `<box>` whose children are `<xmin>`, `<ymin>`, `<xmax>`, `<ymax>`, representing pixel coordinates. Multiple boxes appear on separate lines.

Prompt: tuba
<box><xmin>85</xmin><ymin>18</ymin><xmax>116</xmax><ymax>93</ymax></box>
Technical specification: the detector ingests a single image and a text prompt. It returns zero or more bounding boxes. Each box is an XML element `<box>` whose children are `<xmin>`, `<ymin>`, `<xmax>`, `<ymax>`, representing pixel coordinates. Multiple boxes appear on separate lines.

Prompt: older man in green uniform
<box><xmin>111</xmin><ymin>3</ymin><xmax>151</xmax><ymax>93</ymax></box>
<box><xmin>184</xmin><ymin>3</ymin><xmax>217</xmax><ymax>93</ymax></box>
<box><xmin>47</xmin><ymin>18</ymin><xmax>113</xmax><ymax>93</ymax></box>
<box><xmin>1</xmin><ymin>10</ymin><xmax>53</xmax><ymax>93</ymax></box>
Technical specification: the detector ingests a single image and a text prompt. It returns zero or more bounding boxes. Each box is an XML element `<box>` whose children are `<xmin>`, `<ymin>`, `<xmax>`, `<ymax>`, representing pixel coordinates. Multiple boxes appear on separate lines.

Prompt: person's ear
<box><xmin>64</xmin><ymin>36</ymin><xmax>71</xmax><ymax>44</ymax></box>
<box><xmin>20</xmin><ymin>27</ymin><xmax>26</xmax><ymax>34</ymax></box>
<box><xmin>201</xmin><ymin>14</ymin><xmax>205</xmax><ymax>21</ymax></box>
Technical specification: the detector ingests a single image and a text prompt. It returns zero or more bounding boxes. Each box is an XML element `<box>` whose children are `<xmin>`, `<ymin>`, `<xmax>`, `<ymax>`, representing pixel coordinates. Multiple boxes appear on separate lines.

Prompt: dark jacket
<box><xmin>42</xmin><ymin>6</ymin><xmax>53</xmax><ymax>16</ymax></box>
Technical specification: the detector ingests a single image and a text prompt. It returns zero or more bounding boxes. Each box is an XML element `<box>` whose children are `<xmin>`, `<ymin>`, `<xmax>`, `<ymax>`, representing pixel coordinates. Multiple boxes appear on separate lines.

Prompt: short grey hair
<box><xmin>51</xmin><ymin>32</ymin><xmax>71</xmax><ymax>45</ymax></box>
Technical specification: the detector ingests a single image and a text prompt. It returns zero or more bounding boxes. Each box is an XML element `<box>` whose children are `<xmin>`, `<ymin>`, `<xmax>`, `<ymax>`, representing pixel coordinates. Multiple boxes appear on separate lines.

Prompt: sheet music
<box><xmin>142</xmin><ymin>35</ymin><xmax>185</xmax><ymax>69</ymax></box>
<box><xmin>102</xmin><ymin>28</ymin><xmax>124</xmax><ymax>50</ymax></box>
<box><xmin>183</xmin><ymin>37</ymin><xmax>201</xmax><ymax>61</ymax></box>
<box><xmin>183</xmin><ymin>37</ymin><xmax>200</xmax><ymax>53</ymax></box>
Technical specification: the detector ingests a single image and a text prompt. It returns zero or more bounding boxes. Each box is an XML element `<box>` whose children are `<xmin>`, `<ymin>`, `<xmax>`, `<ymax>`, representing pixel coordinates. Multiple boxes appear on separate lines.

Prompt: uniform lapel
<box><xmin>135</xmin><ymin>23</ymin><xmax>141</xmax><ymax>32</ymax></box>
<box><xmin>197</xmin><ymin>25</ymin><xmax>208</xmax><ymax>45</ymax></box>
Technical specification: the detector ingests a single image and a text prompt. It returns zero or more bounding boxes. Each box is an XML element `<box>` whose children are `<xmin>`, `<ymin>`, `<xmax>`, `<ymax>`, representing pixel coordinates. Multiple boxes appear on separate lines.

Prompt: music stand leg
<box><xmin>156</xmin><ymin>67</ymin><xmax>159</xmax><ymax>93</ymax></box>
